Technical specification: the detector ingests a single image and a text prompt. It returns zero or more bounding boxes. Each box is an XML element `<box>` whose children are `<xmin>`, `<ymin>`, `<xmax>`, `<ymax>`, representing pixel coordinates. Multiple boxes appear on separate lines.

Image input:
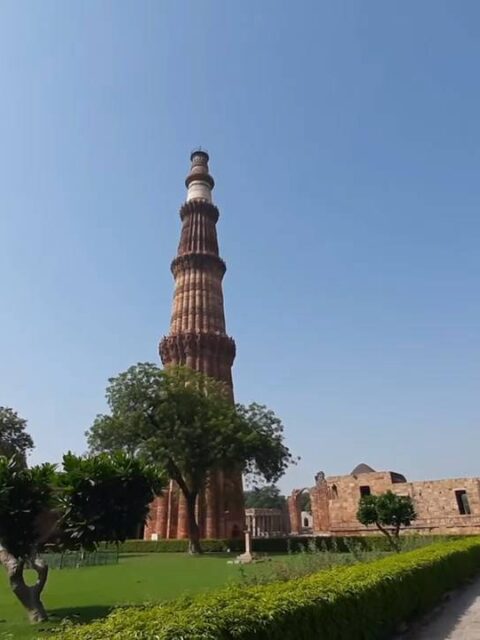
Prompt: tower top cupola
<box><xmin>185</xmin><ymin>148</ymin><xmax>215</xmax><ymax>202</ymax></box>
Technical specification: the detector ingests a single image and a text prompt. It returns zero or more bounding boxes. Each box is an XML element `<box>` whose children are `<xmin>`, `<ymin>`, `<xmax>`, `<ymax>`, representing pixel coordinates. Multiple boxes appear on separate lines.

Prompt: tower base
<box><xmin>144</xmin><ymin>470</ymin><xmax>244</xmax><ymax>541</ymax></box>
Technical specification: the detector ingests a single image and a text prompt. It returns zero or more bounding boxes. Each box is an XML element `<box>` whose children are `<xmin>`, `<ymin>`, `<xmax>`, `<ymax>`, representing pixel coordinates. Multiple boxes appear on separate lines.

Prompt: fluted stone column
<box><xmin>153</xmin><ymin>493</ymin><xmax>168</xmax><ymax>539</ymax></box>
<box><xmin>148</xmin><ymin>151</ymin><xmax>245</xmax><ymax>542</ymax></box>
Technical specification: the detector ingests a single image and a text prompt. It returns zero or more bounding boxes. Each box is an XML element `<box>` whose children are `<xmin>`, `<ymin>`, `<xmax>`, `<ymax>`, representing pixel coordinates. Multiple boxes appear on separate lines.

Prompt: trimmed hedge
<box><xmin>51</xmin><ymin>537</ymin><xmax>480</xmax><ymax>639</ymax></box>
<box><xmin>105</xmin><ymin>538</ymin><xmax>244</xmax><ymax>553</ymax></box>
<box><xmin>109</xmin><ymin>534</ymin><xmax>459</xmax><ymax>555</ymax></box>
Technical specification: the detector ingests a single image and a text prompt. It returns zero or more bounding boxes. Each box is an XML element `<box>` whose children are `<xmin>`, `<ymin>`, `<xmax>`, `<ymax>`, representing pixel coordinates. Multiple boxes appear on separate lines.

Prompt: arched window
<box><xmin>303</xmin><ymin>517</ymin><xmax>309</xmax><ymax>528</ymax></box>
<box><xmin>331</xmin><ymin>485</ymin><xmax>338</xmax><ymax>499</ymax></box>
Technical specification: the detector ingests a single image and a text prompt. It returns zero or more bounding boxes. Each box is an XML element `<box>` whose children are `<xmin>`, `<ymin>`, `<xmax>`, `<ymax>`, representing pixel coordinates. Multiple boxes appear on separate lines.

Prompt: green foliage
<box><xmin>244</xmin><ymin>484</ymin><xmax>286</xmax><ymax>509</ymax></box>
<box><xmin>239</xmin><ymin>540</ymin><xmax>389</xmax><ymax>586</ymax></box>
<box><xmin>299</xmin><ymin>491</ymin><xmax>311</xmax><ymax>512</ymax></box>
<box><xmin>0</xmin><ymin>456</ymin><xmax>55</xmax><ymax>557</ymax></box>
<box><xmin>58</xmin><ymin>452</ymin><xmax>164</xmax><ymax>551</ymax></box>
<box><xmin>106</xmin><ymin>534</ymin><xmax>457</xmax><ymax>555</ymax></box>
<box><xmin>357</xmin><ymin>490</ymin><xmax>417</xmax><ymax>548</ymax></box>
<box><xmin>103</xmin><ymin>538</ymin><xmax>244</xmax><ymax>553</ymax></box>
<box><xmin>0</xmin><ymin>407</ymin><xmax>34</xmax><ymax>464</ymax></box>
<box><xmin>235</xmin><ymin>402</ymin><xmax>295</xmax><ymax>485</ymax></box>
<box><xmin>87</xmin><ymin>364</ymin><xmax>293</xmax><ymax>486</ymax></box>
<box><xmin>0</xmin><ymin>453</ymin><xmax>163</xmax><ymax>559</ymax></box>
<box><xmin>87</xmin><ymin>364</ymin><xmax>294</xmax><ymax>551</ymax></box>
<box><xmin>0</xmin><ymin>452</ymin><xmax>164</xmax><ymax>625</ymax></box>
<box><xmin>0</xmin><ymin>552</ymin><xmax>239</xmax><ymax>638</ymax></box>
<box><xmin>49</xmin><ymin>537</ymin><xmax>480</xmax><ymax>639</ymax></box>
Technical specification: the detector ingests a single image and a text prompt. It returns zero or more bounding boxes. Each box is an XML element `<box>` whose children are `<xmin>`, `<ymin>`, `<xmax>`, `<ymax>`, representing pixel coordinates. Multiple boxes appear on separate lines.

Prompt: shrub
<box><xmin>50</xmin><ymin>537</ymin><xmax>480</xmax><ymax>639</ymax></box>
<box><xmin>238</xmin><ymin>538</ymin><xmax>390</xmax><ymax>586</ymax></box>
<box><xmin>107</xmin><ymin>534</ymin><xmax>457</xmax><ymax>555</ymax></box>
<box><xmin>103</xmin><ymin>538</ymin><xmax>244</xmax><ymax>554</ymax></box>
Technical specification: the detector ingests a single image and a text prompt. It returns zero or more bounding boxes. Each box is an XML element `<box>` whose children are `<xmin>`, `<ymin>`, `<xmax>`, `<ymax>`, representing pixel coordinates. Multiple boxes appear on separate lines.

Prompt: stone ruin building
<box><xmin>144</xmin><ymin>150</ymin><xmax>244</xmax><ymax>541</ymax></box>
<box><xmin>288</xmin><ymin>464</ymin><xmax>480</xmax><ymax>536</ymax></box>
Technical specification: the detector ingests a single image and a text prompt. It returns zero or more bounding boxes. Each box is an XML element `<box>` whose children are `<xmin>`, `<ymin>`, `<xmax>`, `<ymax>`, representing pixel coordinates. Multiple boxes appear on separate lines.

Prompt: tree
<box><xmin>0</xmin><ymin>458</ymin><xmax>55</xmax><ymax>622</ymax></box>
<box><xmin>299</xmin><ymin>492</ymin><xmax>311</xmax><ymax>513</ymax></box>
<box><xmin>0</xmin><ymin>453</ymin><xmax>163</xmax><ymax>624</ymax></box>
<box><xmin>357</xmin><ymin>490</ymin><xmax>417</xmax><ymax>550</ymax></box>
<box><xmin>244</xmin><ymin>484</ymin><xmax>286</xmax><ymax>510</ymax></box>
<box><xmin>87</xmin><ymin>363</ymin><xmax>295</xmax><ymax>554</ymax></box>
<box><xmin>0</xmin><ymin>407</ymin><xmax>34</xmax><ymax>464</ymax></box>
<box><xmin>58</xmin><ymin>453</ymin><xmax>164</xmax><ymax>551</ymax></box>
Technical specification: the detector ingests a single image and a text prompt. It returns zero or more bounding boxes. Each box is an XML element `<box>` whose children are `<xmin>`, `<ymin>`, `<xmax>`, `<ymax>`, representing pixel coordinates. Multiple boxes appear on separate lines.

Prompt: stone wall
<box><xmin>290</xmin><ymin>467</ymin><xmax>480</xmax><ymax>537</ymax></box>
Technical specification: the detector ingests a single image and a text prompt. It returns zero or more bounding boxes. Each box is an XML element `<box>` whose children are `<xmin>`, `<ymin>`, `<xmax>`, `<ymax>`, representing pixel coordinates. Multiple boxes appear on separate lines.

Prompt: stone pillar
<box><xmin>205</xmin><ymin>472</ymin><xmax>218</xmax><ymax>538</ymax></box>
<box><xmin>217</xmin><ymin>470</ymin><xmax>226</xmax><ymax>538</ymax></box>
<box><xmin>177</xmin><ymin>491</ymin><xmax>189</xmax><ymax>539</ymax></box>
<box><xmin>311</xmin><ymin>471</ymin><xmax>330</xmax><ymax>534</ymax></box>
<box><xmin>245</xmin><ymin>530</ymin><xmax>252</xmax><ymax>556</ymax></box>
<box><xmin>155</xmin><ymin>492</ymin><xmax>168</xmax><ymax>539</ymax></box>
<box><xmin>288</xmin><ymin>491</ymin><xmax>302</xmax><ymax>535</ymax></box>
<box><xmin>165</xmin><ymin>480</ymin><xmax>179</xmax><ymax>539</ymax></box>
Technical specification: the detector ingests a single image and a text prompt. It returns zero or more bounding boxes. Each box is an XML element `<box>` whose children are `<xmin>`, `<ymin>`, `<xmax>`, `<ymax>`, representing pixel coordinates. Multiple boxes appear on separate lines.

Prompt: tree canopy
<box><xmin>58</xmin><ymin>452</ymin><xmax>164</xmax><ymax>551</ymax></box>
<box><xmin>244</xmin><ymin>485</ymin><xmax>286</xmax><ymax>510</ymax></box>
<box><xmin>0</xmin><ymin>406</ymin><xmax>34</xmax><ymax>464</ymax></box>
<box><xmin>87</xmin><ymin>363</ymin><xmax>295</xmax><ymax>553</ymax></box>
<box><xmin>0</xmin><ymin>452</ymin><xmax>163</xmax><ymax>624</ymax></box>
<box><xmin>299</xmin><ymin>492</ymin><xmax>311</xmax><ymax>513</ymax></box>
<box><xmin>357</xmin><ymin>490</ymin><xmax>417</xmax><ymax>550</ymax></box>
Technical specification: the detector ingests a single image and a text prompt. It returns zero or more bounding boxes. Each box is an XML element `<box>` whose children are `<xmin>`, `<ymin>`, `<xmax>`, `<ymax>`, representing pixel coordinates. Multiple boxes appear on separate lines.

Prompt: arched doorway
<box><xmin>287</xmin><ymin>488</ymin><xmax>313</xmax><ymax>535</ymax></box>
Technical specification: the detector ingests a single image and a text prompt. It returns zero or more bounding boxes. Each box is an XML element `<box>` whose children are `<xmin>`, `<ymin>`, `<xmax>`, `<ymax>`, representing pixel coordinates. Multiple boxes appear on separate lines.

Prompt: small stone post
<box><xmin>245</xmin><ymin>529</ymin><xmax>252</xmax><ymax>556</ymax></box>
<box><xmin>235</xmin><ymin>527</ymin><xmax>254</xmax><ymax>564</ymax></box>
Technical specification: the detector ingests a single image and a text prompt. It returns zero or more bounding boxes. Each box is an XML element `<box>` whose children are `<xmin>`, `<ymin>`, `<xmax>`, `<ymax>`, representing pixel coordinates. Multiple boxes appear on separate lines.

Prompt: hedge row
<box><xmin>110</xmin><ymin>534</ymin><xmax>459</xmax><ymax>554</ymax></box>
<box><xmin>247</xmin><ymin>534</ymin><xmax>457</xmax><ymax>553</ymax></box>
<box><xmin>105</xmin><ymin>538</ymin><xmax>243</xmax><ymax>553</ymax></box>
<box><xmin>52</xmin><ymin>537</ymin><xmax>480</xmax><ymax>640</ymax></box>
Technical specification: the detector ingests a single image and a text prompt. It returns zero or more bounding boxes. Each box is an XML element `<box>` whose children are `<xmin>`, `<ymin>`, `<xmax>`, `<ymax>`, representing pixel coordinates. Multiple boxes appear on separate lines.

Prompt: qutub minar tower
<box><xmin>144</xmin><ymin>150</ymin><xmax>245</xmax><ymax>540</ymax></box>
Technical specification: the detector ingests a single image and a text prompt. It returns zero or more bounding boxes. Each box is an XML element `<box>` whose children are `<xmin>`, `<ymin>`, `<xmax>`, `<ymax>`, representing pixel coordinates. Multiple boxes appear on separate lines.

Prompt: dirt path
<box><xmin>398</xmin><ymin>577</ymin><xmax>480</xmax><ymax>640</ymax></box>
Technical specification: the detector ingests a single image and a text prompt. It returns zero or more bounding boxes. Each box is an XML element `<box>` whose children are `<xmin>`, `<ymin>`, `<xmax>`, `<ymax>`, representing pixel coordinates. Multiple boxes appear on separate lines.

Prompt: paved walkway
<box><xmin>398</xmin><ymin>577</ymin><xmax>480</xmax><ymax>640</ymax></box>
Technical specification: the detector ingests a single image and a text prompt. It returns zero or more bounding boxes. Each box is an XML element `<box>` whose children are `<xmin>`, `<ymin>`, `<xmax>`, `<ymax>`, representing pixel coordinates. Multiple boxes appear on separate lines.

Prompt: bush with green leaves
<box><xmin>58</xmin><ymin>452</ymin><xmax>163</xmax><ymax>551</ymax></box>
<box><xmin>0</xmin><ymin>452</ymin><xmax>163</xmax><ymax>625</ymax></box>
<box><xmin>357</xmin><ymin>490</ymin><xmax>417</xmax><ymax>549</ymax></box>
<box><xmin>0</xmin><ymin>458</ymin><xmax>56</xmax><ymax>622</ymax></box>
<box><xmin>107</xmin><ymin>538</ymin><xmax>244</xmax><ymax>553</ymax></box>
<box><xmin>113</xmin><ymin>533</ymin><xmax>458</xmax><ymax>555</ymax></box>
<box><xmin>50</xmin><ymin>537</ymin><xmax>480</xmax><ymax>640</ymax></box>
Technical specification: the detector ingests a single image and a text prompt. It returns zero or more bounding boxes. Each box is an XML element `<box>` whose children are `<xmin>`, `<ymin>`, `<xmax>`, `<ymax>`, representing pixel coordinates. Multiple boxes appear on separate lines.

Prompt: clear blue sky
<box><xmin>1</xmin><ymin>1</ymin><xmax>479</xmax><ymax>492</ymax></box>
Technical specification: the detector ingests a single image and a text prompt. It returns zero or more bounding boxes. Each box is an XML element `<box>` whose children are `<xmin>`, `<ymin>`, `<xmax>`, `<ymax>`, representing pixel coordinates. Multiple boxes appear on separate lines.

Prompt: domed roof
<box><xmin>351</xmin><ymin>463</ymin><xmax>376</xmax><ymax>475</ymax></box>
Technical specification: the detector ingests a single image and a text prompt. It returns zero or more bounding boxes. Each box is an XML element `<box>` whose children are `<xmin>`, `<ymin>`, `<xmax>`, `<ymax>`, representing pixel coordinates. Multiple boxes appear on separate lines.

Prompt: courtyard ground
<box><xmin>0</xmin><ymin>553</ymin><xmax>241</xmax><ymax>639</ymax></box>
<box><xmin>397</xmin><ymin>576</ymin><xmax>480</xmax><ymax>640</ymax></box>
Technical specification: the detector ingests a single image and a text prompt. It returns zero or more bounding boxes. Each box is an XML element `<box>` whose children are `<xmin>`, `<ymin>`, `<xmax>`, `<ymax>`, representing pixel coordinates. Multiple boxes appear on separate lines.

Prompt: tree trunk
<box><xmin>0</xmin><ymin>549</ymin><xmax>48</xmax><ymax>623</ymax></box>
<box><xmin>375</xmin><ymin>522</ymin><xmax>398</xmax><ymax>552</ymax></box>
<box><xmin>186</xmin><ymin>494</ymin><xmax>202</xmax><ymax>554</ymax></box>
<box><xmin>392</xmin><ymin>524</ymin><xmax>401</xmax><ymax>552</ymax></box>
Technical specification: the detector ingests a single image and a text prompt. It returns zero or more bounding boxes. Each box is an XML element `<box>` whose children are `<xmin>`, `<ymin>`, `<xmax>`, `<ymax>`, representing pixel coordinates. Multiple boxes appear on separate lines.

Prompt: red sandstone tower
<box><xmin>144</xmin><ymin>150</ymin><xmax>245</xmax><ymax>540</ymax></box>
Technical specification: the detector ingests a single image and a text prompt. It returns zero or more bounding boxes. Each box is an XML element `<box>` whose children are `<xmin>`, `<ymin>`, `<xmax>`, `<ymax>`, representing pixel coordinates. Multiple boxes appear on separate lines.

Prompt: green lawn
<box><xmin>0</xmin><ymin>553</ymin><xmax>243</xmax><ymax>639</ymax></box>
